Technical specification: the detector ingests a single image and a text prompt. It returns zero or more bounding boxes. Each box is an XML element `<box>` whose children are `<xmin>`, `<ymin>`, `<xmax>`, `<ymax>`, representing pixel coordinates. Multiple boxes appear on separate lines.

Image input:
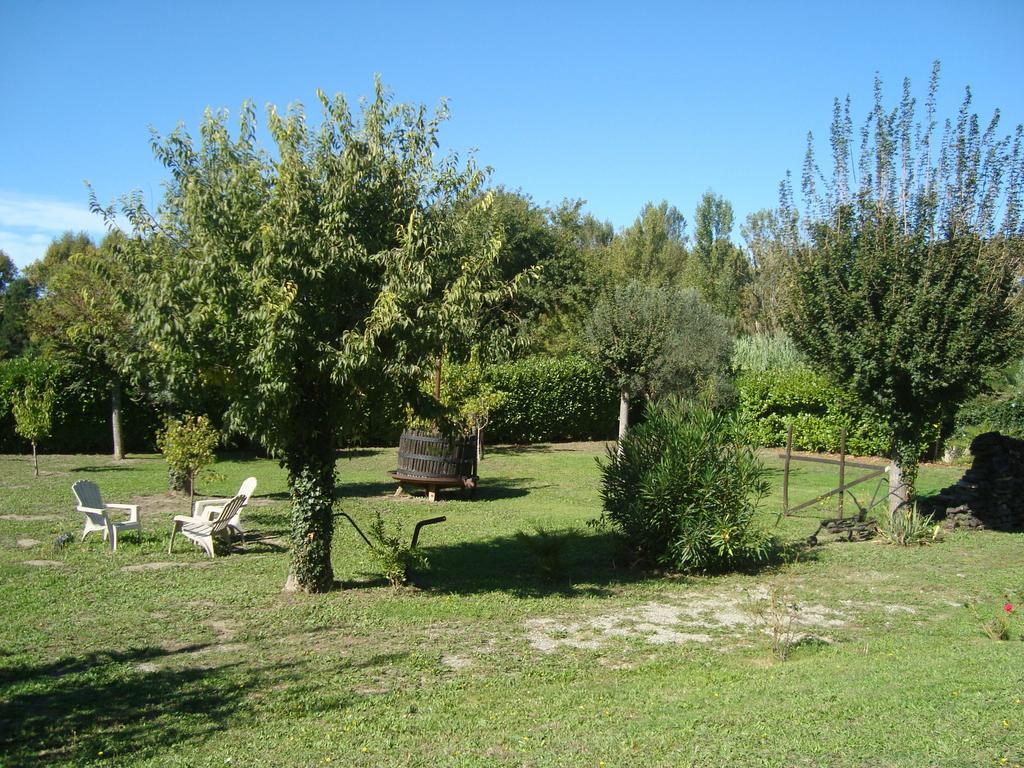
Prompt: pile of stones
<box><xmin>919</xmin><ymin>431</ymin><xmax>1024</xmax><ymax>532</ymax></box>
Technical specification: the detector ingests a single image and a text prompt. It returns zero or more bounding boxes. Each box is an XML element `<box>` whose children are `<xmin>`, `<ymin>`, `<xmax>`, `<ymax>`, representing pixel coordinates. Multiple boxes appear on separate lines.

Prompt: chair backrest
<box><xmin>72</xmin><ymin>480</ymin><xmax>104</xmax><ymax>510</ymax></box>
<box><xmin>237</xmin><ymin>477</ymin><xmax>257</xmax><ymax>504</ymax></box>
<box><xmin>210</xmin><ymin>495</ymin><xmax>246</xmax><ymax>531</ymax></box>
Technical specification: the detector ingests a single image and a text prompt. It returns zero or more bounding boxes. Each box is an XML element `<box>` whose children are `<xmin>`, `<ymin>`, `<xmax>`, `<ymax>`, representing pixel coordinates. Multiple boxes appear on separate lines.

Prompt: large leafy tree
<box><xmin>783</xmin><ymin>63</ymin><xmax>1024</xmax><ymax>514</ymax></box>
<box><xmin>585</xmin><ymin>280</ymin><xmax>732</xmax><ymax>443</ymax></box>
<box><xmin>739</xmin><ymin>207</ymin><xmax>797</xmax><ymax>333</ymax></box>
<box><xmin>682</xmin><ymin>191</ymin><xmax>751</xmax><ymax>319</ymax></box>
<box><xmin>0</xmin><ymin>251</ymin><xmax>38</xmax><ymax>359</ymax></box>
<box><xmin>97</xmin><ymin>84</ymin><xmax>528</xmax><ymax>592</ymax></box>
<box><xmin>605</xmin><ymin>201</ymin><xmax>688</xmax><ymax>287</ymax></box>
<box><xmin>29</xmin><ymin>232</ymin><xmax>138</xmax><ymax>458</ymax></box>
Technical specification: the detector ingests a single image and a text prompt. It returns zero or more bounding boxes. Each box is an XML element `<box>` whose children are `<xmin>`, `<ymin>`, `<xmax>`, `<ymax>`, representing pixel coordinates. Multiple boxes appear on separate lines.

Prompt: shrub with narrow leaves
<box><xmin>598</xmin><ymin>399</ymin><xmax>774</xmax><ymax>573</ymax></box>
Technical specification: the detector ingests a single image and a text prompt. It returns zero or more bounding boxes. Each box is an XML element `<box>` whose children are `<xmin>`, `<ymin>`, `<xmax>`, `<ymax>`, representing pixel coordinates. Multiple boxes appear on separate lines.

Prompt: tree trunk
<box><xmin>283</xmin><ymin>444</ymin><xmax>337</xmax><ymax>593</ymax></box>
<box><xmin>111</xmin><ymin>376</ymin><xmax>124</xmax><ymax>460</ymax></box>
<box><xmin>617</xmin><ymin>389</ymin><xmax>630</xmax><ymax>454</ymax></box>
<box><xmin>887</xmin><ymin>459</ymin><xmax>912</xmax><ymax>519</ymax></box>
<box><xmin>434</xmin><ymin>355</ymin><xmax>443</xmax><ymax>400</ymax></box>
<box><xmin>31</xmin><ymin>440</ymin><xmax>38</xmax><ymax>478</ymax></box>
<box><xmin>476</xmin><ymin>425</ymin><xmax>484</xmax><ymax>464</ymax></box>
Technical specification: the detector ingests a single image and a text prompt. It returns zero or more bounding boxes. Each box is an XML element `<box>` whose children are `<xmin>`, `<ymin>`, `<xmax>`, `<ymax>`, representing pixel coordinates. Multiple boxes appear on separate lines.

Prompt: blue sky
<box><xmin>1</xmin><ymin>0</ymin><xmax>1022</xmax><ymax>268</ymax></box>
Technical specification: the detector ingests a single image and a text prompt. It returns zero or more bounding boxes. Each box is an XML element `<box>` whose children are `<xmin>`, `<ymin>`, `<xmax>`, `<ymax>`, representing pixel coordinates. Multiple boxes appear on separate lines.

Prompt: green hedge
<box><xmin>0</xmin><ymin>357</ymin><xmax>160</xmax><ymax>455</ymax></box>
<box><xmin>482</xmin><ymin>356</ymin><xmax>618</xmax><ymax>444</ymax></box>
<box><xmin>736</xmin><ymin>367</ymin><xmax>894</xmax><ymax>456</ymax></box>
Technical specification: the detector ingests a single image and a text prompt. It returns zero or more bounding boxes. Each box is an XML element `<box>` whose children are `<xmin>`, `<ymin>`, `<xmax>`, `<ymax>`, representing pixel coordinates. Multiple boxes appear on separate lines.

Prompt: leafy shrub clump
<box><xmin>515</xmin><ymin>525</ymin><xmax>575</xmax><ymax>583</ymax></box>
<box><xmin>367</xmin><ymin>512</ymin><xmax>427</xmax><ymax>588</ymax></box>
<box><xmin>157</xmin><ymin>414</ymin><xmax>220</xmax><ymax>506</ymax></box>
<box><xmin>598</xmin><ymin>399</ymin><xmax>774</xmax><ymax>573</ymax></box>
<box><xmin>877</xmin><ymin>504</ymin><xmax>942</xmax><ymax>546</ymax></box>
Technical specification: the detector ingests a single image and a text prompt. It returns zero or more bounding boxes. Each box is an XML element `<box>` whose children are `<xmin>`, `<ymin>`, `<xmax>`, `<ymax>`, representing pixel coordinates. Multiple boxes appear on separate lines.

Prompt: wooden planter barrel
<box><xmin>390</xmin><ymin>429</ymin><xmax>478</xmax><ymax>501</ymax></box>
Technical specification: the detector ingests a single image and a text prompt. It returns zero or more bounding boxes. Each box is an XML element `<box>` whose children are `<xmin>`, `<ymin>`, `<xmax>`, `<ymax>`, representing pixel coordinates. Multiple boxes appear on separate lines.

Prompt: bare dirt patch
<box><xmin>121</xmin><ymin>561</ymin><xmax>213</xmax><ymax>573</ymax></box>
<box><xmin>22</xmin><ymin>559</ymin><xmax>64</xmax><ymax>568</ymax></box>
<box><xmin>16</xmin><ymin>538</ymin><xmax>41</xmax><ymax>548</ymax></box>
<box><xmin>525</xmin><ymin>588</ymin><xmax>848</xmax><ymax>654</ymax></box>
<box><xmin>440</xmin><ymin>654</ymin><xmax>474</xmax><ymax>671</ymax></box>
<box><xmin>0</xmin><ymin>514</ymin><xmax>64</xmax><ymax>522</ymax></box>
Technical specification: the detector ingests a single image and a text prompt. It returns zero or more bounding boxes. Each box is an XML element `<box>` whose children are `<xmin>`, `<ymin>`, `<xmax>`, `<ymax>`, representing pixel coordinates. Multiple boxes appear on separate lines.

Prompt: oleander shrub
<box><xmin>598</xmin><ymin>398</ymin><xmax>774</xmax><ymax>573</ymax></box>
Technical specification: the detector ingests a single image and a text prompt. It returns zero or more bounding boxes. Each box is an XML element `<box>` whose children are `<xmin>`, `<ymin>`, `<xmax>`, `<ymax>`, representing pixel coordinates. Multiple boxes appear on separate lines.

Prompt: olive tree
<box><xmin>585</xmin><ymin>280</ymin><xmax>732</xmax><ymax>444</ymax></box>
<box><xmin>783</xmin><ymin>62</ymin><xmax>1024</xmax><ymax>515</ymax></box>
<box><xmin>95</xmin><ymin>83</ymin><xmax>527</xmax><ymax>592</ymax></box>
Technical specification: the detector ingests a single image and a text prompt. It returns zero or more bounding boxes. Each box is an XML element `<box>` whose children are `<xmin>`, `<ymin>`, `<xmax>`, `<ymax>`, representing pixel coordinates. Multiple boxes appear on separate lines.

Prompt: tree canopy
<box><xmin>782</xmin><ymin>62</ymin><xmax>1024</xmax><ymax>511</ymax></box>
<box><xmin>97</xmin><ymin>82</ymin><xmax>530</xmax><ymax>591</ymax></box>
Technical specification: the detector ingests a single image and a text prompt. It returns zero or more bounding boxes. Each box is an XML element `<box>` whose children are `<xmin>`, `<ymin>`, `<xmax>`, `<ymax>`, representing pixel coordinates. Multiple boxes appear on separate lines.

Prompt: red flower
<box><xmin>1005</xmin><ymin>603</ymin><xmax>1015</xmax><ymax>613</ymax></box>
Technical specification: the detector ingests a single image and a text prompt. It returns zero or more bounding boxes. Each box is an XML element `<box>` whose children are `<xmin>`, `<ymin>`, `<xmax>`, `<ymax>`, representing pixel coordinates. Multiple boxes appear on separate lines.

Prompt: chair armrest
<box><xmin>193</xmin><ymin>498</ymin><xmax>230</xmax><ymax>516</ymax></box>
<box><xmin>106</xmin><ymin>503</ymin><xmax>139</xmax><ymax>522</ymax></box>
<box><xmin>77</xmin><ymin>505</ymin><xmax>107</xmax><ymax>514</ymax></box>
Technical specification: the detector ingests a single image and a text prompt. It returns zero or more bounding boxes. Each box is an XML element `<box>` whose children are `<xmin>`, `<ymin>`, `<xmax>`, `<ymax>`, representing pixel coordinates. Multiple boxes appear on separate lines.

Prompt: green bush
<box><xmin>598</xmin><ymin>399</ymin><xmax>774</xmax><ymax>573</ymax></box>
<box><xmin>483</xmin><ymin>355</ymin><xmax>617</xmax><ymax>444</ymax></box>
<box><xmin>736</xmin><ymin>366</ymin><xmax>897</xmax><ymax>456</ymax></box>
<box><xmin>367</xmin><ymin>512</ymin><xmax>427</xmax><ymax>588</ymax></box>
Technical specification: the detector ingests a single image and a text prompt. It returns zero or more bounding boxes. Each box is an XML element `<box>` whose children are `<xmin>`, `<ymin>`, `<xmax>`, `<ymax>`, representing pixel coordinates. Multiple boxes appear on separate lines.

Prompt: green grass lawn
<box><xmin>1</xmin><ymin>445</ymin><xmax>1021</xmax><ymax>767</ymax></box>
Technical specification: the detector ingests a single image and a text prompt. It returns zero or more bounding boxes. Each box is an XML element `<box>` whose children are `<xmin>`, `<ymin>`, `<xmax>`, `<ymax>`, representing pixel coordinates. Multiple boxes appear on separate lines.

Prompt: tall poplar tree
<box><xmin>782</xmin><ymin>62</ymin><xmax>1024</xmax><ymax>515</ymax></box>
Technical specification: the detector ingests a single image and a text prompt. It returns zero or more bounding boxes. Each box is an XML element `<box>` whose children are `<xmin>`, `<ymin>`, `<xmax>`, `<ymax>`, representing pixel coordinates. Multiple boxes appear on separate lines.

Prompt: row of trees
<box><xmin>2</xmin><ymin>63</ymin><xmax>1022</xmax><ymax>586</ymax></box>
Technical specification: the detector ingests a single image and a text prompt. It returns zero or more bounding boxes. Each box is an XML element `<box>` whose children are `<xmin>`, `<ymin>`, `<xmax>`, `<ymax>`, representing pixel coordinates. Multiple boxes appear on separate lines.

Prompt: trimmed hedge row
<box><xmin>482</xmin><ymin>356</ymin><xmax>618</xmax><ymax>444</ymax></box>
<box><xmin>736</xmin><ymin>367</ymin><xmax>894</xmax><ymax>456</ymax></box>
<box><xmin>0</xmin><ymin>358</ymin><xmax>160</xmax><ymax>455</ymax></box>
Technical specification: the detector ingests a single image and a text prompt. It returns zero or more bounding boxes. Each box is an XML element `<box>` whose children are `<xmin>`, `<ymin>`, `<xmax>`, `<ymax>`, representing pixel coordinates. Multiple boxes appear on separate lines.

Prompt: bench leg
<box><xmin>427</xmin><ymin>487</ymin><xmax>437</xmax><ymax>502</ymax></box>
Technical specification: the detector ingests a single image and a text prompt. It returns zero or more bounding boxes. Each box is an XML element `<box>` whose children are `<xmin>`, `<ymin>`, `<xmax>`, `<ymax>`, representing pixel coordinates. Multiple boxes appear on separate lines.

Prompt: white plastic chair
<box><xmin>72</xmin><ymin>480</ymin><xmax>142</xmax><ymax>552</ymax></box>
<box><xmin>191</xmin><ymin>476</ymin><xmax>257</xmax><ymax>539</ymax></box>
<box><xmin>169</xmin><ymin>494</ymin><xmax>246</xmax><ymax>558</ymax></box>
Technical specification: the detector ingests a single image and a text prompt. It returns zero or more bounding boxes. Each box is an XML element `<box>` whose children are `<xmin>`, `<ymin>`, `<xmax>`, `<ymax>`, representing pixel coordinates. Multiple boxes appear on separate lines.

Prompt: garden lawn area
<box><xmin>0</xmin><ymin>445</ymin><xmax>1021</xmax><ymax>768</ymax></box>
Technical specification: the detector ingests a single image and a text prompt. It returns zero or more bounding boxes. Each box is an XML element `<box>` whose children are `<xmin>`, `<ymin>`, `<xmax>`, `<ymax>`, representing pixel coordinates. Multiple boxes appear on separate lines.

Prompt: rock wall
<box><xmin>919</xmin><ymin>431</ymin><xmax>1024</xmax><ymax>532</ymax></box>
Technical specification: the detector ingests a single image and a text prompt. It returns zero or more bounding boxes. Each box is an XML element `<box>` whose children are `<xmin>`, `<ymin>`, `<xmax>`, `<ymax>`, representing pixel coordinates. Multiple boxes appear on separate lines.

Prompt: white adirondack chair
<box><xmin>169</xmin><ymin>493</ymin><xmax>246</xmax><ymax>558</ymax></box>
<box><xmin>72</xmin><ymin>480</ymin><xmax>142</xmax><ymax>551</ymax></box>
<box><xmin>191</xmin><ymin>476</ymin><xmax>257</xmax><ymax>540</ymax></box>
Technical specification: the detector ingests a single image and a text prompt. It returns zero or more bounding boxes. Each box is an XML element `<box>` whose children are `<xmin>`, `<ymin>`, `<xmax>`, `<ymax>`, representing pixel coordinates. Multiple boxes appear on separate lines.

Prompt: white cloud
<box><xmin>0</xmin><ymin>191</ymin><xmax>102</xmax><ymax>232</ymax></box>
<box><xmin>0</xmin><ymin>190</ymin><xmax>113</xmax><ymax>269</ymax></box>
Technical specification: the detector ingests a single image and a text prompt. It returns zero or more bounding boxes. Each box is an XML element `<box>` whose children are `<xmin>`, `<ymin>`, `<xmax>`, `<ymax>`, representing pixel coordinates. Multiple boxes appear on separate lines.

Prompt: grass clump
<box><xmin>515</xmin><ymin>525</ymin><xmax>575</xmax><ymax>583</ymax></box>
<box><xmin>599</xmin><ymin>399</ymin><xmax>775</xmax><ymax>573</ymax></box>
<box><xmin>878</xmin><ymin>504</ymin><xmax>942</xmax><ymax>546</ymax></box>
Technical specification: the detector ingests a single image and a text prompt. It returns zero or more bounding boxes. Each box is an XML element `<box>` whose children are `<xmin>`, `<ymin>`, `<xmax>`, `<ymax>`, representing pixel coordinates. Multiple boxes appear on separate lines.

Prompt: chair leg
<box><xmin>110</xmin><ymin>526</ymin><xmax>118</xmax><ymax>552</ymax></box>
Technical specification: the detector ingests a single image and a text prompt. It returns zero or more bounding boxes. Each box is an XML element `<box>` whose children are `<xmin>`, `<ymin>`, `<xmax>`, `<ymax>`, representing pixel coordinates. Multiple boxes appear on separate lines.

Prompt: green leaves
<box><xmin>784</xmin><ymin>64</ymin><xmax>1024</xmax><ymax>495</ymax></box>
<box><xmin>599</xmin><ymin>399</ymin><xmax>774</xmax><ymax>573</ymax></box>
<box><xmin>585</xmin><ymin>280</ymin><xmax>733</xmax><ymax>403</ymax></box>
<box><xmin>101</xmin><ymin>82</ymin><xmax>531</xmax><ymax>591</ymax></box>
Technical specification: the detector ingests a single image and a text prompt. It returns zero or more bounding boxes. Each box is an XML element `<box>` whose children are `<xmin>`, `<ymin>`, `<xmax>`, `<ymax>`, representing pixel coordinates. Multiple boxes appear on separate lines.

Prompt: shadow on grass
<box><xmin>412</xmin><ymin>529</ymin><xmax>643</xmax><ymax>598</ymax></box>
<box><xmin>333</xmin><ymin>476</ymin><xmax>543</xmax><ymax>503</ymax></box>
<box><xmin>487</xmin><ymin>445</ymin><xmax>555</xmax><ymax>456</ymax></box>
<box><xmin>0</xmin><ymin>645</ymin><xmax>314</xmax><ymax>765</ymax></box>
<box><xmin>338</xmin><ymin>448</ymin><xmax>387</xmax><ymax>460</ymax></box>
<box><xmin>410</xmin><ymin>527</ymin><xmax>818</xmax><ymax>598</ymax></box>
<box><xmin>69</xmin><ymin>465</ymin><xmax>135</xmax><ymax>473</ymax></box>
